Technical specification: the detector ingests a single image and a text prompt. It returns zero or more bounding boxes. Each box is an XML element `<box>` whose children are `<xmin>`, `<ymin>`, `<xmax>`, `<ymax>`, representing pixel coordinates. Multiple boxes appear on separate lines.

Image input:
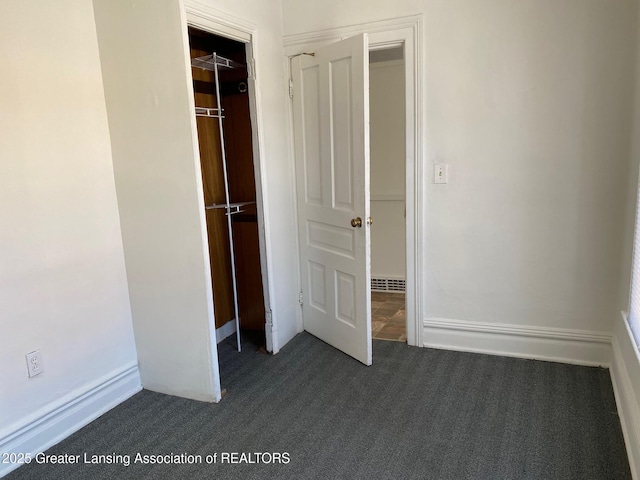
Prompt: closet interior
<box><xmin>188</xmin><ymin>27</ymin><xmax>266</xmax><ymax>353</ymax></box>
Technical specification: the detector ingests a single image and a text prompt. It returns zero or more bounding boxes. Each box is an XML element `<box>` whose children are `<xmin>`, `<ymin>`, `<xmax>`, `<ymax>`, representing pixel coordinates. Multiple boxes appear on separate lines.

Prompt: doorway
<box><xmin>368</xmin><ymin>47</ymin><xmax>407</xmax><ymax>342</ymax></box>
<box><xmin>188</xmin><ymin>27</ymin><xmax>269</xmax><ymax>358</ymax></box>
<box><xmin>287</xmin><ymin>17</ymin><xmax>423</xmax><ymax>360</ymax></box>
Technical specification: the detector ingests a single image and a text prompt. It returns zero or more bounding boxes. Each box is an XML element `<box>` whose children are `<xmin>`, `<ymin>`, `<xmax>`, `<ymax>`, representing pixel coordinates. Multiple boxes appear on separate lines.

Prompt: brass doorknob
<box><xmin>366</xmin><ymin>217</ymin><xmax>373</xmax><ymax>226</ymax></box>
<box><xmin>351</xmin><ymin>217</ymin><xmax>362</xmax><ymax>228</ymax></box>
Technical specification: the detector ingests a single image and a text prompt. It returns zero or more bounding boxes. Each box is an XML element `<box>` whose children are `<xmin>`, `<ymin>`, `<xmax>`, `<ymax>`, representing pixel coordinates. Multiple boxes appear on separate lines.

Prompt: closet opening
<box><xmin>368</xmin><ymin>47</ymin><xmax>407</xmax><ymax>343</ymax></box>
<box><xmin>188</xmin><ymin>27</ymin><xmax>268</xmax><ymax>357</ymax></box>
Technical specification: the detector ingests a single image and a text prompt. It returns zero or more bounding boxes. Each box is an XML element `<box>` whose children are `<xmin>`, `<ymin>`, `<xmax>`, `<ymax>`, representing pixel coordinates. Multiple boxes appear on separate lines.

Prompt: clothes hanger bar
<box><xmin>194</xmin><ymin>106</ymin><xmax>224</xmax><ymax>118</ymax></box>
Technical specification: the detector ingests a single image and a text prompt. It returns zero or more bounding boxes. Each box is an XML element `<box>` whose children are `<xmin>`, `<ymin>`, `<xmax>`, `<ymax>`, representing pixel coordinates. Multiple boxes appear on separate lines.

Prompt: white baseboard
<box><xmin>610</xmin><ymin>317</ymin><xmax>640</xmax><ymax>480</ymax></box>
<box><xmin>423</xmin><ymin>317</ymin><xmax>612</xmax><ymax>366</ymax></box>
<box><xmin>216</xmin><ymin>319</ymin><xmax>237</xmax><ymax>343</ymax></box>
<box><xmin>0</xmin><ymin>364</ymin><xmax>141</xmax><ymax>478</ymax></box>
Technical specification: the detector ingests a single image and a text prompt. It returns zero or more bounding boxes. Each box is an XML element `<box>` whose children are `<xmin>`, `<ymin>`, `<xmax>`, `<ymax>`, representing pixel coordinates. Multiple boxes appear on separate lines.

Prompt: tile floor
<box><xmin>371</xmin><ymin>291</ymin><xmax>406</xmax><ymax>342</ymax></box>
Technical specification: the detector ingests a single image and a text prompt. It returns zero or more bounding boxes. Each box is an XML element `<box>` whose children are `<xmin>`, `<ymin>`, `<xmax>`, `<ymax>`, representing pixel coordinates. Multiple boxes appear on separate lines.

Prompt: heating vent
<box><xmin>371</xmin><ymin>277</ymin><xmax>406</xmax><ymax>293</ymax></box>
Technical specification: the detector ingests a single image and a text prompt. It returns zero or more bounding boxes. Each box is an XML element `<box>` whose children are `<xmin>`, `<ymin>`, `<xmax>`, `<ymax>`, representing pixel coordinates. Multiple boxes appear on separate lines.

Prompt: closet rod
<box><xmin>191</xmin><ymin>53</ymin><xmax>243</xmax><ymax>72</ymax></box>
<box><xmin>206</xmin><ymin>201</ymin><xmax>255</xmax><ymax>215</ymax></box>
<box><xmin>195</xmin><ymin>107</ymin><xmax>224</xmax><ymax>118</ymax></box>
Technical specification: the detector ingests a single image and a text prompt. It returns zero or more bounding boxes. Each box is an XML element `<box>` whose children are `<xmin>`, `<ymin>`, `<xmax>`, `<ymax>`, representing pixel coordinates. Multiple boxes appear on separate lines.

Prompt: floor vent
<box><xmin>371</xmin><ymin>277</ymin><xmax>406</xmax><ymax>293</ymax></box>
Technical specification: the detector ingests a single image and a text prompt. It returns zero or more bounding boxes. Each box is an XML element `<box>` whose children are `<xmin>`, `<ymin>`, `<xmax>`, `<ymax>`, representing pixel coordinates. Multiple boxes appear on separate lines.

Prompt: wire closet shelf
<box><xmin>192</xmin><ymin>51</ymin><xmax>245</xmax><ymax>352</ymax></box>
<box><xmin>191</xmin><ymin>53</ymin><xmax>243</xmax><ymax>72</ymax></box>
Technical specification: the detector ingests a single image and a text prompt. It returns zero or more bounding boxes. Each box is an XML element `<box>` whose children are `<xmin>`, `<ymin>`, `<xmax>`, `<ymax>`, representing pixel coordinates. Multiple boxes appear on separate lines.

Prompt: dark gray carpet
<box><xmin>7</xmin><ymin>333</ymin><xmax>631</xmax><ymax>480</ymax></box>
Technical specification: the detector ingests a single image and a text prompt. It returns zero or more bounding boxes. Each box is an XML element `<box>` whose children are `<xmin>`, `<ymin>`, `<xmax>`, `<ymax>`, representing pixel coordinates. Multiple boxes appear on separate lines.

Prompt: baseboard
<box><xmin>423</xmin><ymin>317</ymin><xmax>612</xmax><ymax>366</ymax></box>
<box><xmin>610</xmin><ymin>317</ymin><xmax>640</xmax><ymax>480</ymax></box>
<box><xmin>216</xmin><ymin>319</ymin><xmax>237</xmax><ymax>343</ymax></box>
<box><xmin>0</xmin><ymin>364</ymin><xmax>141</xmax><ymax>478</ymax></box>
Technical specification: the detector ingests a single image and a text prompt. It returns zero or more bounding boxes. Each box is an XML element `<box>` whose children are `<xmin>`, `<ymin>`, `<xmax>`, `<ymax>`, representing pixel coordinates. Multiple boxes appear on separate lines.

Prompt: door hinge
<box><xmin>298</xmin><ymin>291</ymin><xmax>304</xmax><ymax>308</ymax></box>
<box><xmin>289</xmin><ymin>78</ymin><xmax>294</xmax><ymax>99</ymax></box>
<box><xmin>247</xmin><ymin>57</ymin><xmax>256</xmax><ymax>80</ymax></box>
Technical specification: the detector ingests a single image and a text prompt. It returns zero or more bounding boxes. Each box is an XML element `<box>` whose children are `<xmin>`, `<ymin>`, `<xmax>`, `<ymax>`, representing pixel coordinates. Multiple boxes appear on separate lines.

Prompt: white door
<box><xmin>292</xmin><ymin>34</ymin><xmax>372</xmax><ymax>365</ymax></box>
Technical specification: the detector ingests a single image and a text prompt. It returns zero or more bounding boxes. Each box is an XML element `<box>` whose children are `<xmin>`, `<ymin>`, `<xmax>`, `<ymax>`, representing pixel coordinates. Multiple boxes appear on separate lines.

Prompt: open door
<box><xmin>292</xmin><ymin>34</ymin><xmax>372</xmax><ymax>365</ymax></box>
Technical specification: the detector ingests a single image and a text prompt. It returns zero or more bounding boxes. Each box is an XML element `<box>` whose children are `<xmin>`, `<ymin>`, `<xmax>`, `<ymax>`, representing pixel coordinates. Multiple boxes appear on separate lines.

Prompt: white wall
<box><xmin>283</xmin><ymin>0</ymin><xmax>638</xmax><ymax>335</ymax></box>
<box><xmin>93</xmin><ymin>0</ymin><xmax>220</xmax><ymax>402</ymax></box>
<box><xmin>0</xmin><ymin>0</ymin><xmax>138</xmax><ymax>436</ymax></box>
<box><xmin>370</xmin><ymin>60</ymin><xmax>406</xmax><ymax>279</ymax></box>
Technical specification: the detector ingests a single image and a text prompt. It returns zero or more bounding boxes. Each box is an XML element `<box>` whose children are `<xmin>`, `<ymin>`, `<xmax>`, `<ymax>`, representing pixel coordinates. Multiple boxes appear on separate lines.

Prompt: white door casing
<box><xmin>292</xmin><ymin>34</ymin><xmax>372</xmax><ymax>365</ymax></box>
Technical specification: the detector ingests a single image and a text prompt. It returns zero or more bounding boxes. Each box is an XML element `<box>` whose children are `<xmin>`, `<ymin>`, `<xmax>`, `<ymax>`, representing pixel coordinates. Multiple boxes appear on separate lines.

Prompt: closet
<box><xmin>188</xmin><ymin>27</ymin><xmax>266</xmax><ymax>352</ymax></box>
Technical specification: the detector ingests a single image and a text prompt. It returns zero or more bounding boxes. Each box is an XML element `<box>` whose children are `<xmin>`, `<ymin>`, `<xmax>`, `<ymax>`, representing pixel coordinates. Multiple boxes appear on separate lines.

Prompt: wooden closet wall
<box><xmin>189</xmin><ymin>28</ymin><xmax>266</xmax><ymax>334</ymax></box>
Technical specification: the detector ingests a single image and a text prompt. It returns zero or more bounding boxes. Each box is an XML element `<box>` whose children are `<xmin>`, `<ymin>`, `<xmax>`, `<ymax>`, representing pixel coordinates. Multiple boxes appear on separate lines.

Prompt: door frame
<box><xmin>182</xmin><ymin>1</ymin><xmax>277</xmax><ymax>352</ymax></box>
<box><xmin>284</xmin><ymin>15</ymin><xmax>425</xmax><ymax>348</ymax></box>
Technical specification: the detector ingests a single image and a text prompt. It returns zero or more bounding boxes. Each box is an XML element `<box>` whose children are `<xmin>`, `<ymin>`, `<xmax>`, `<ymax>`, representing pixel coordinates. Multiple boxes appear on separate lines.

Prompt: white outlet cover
<box><xmin>434</xmin><ymin>164</ymin><xmax>448</xmax><ymax>184</ymax></box>
<box><xmin>26</xmin><ymin>350</ymin><xmax>44</xmax><ymax>378</ymax></box>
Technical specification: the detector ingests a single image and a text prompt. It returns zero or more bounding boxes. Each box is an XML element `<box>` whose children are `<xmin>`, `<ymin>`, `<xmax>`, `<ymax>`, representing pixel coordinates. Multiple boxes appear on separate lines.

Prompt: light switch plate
<box><xmin>434</xmin><ymin>164</ymin><xmax>448</xmax><ymax>184</ymax></box>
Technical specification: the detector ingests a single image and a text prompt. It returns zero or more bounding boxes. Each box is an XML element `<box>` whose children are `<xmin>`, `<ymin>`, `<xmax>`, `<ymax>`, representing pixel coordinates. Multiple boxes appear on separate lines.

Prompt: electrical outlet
<box><xmin>26</xmin><ymin>351</ymin><xmax>44</xmax><ymax>378</ymax></box>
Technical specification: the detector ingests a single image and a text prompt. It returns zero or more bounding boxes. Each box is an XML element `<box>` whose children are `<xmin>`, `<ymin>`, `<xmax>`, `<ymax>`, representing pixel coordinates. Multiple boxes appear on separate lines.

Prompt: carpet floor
<box><xmin>7</xmin><ymin>333</ymin><xmax>631</xmax><ymax>480</ymax></box>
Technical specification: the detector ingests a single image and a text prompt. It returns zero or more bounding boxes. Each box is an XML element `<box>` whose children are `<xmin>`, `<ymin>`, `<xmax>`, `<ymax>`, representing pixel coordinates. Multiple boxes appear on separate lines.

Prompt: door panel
<box><xmin>292</xmin><ymin>34</ymin><xmax>371</xmax><ymax>365</ymax></box>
